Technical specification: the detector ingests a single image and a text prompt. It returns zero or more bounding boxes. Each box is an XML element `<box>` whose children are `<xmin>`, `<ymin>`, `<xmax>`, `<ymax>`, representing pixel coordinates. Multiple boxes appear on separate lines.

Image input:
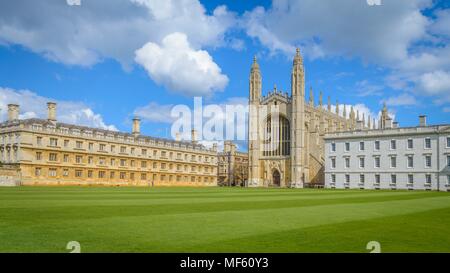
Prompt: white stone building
<box><xmin>324</xmin><ymin>114</ymin><xmax>450</xmax><ymax>191</ymax></box>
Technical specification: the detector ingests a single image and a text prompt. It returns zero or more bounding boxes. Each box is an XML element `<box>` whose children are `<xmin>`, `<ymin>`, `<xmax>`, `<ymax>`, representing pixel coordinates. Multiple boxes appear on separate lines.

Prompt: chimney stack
<box><xmin>393</xmin><ymin>122</ymin><xmax>399</xmax><ymax>128</ymax></box>
<box><xmin>212</xmin><ymin>143</ymin><xmax>218</xmax><ymax>152</ymax></box>
<box><xmin>47</xmin><ymin>102</ymin><xmax>57</xmax><ymax>123</ymax></box>
<box><xmin>191</xmin><ymin>129</ymin><xmax>198</xmax><ymax>144</ymax></box>
<box><xmin>419</xmin><ymin>115</ymin><xmax>427</xmax><ymax>127</ymax></box>
<box><xmin>132</xmin><ymin>117</ymin><xmax>140</xmax><ymax>137</ymax></box>
<box><xmin>7</xmin><ymin>104</ymin><xmax>19</xmax><ymax>121</ymax></box>
<box><xmin>175</xmin><ymin>132</ymin><xmax>181</xmax><ymax>142</ymax></box>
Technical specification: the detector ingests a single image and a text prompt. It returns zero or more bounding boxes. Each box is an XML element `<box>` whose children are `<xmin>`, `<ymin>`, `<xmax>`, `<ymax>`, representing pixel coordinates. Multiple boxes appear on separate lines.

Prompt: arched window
<box><xmin>263</xmin><ymin>115</ymin><xmax>290</xmax><ymax>156</ymax></box>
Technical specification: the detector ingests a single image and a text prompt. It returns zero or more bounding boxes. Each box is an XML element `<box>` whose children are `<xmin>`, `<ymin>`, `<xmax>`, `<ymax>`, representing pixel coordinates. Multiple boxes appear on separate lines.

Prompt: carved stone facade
<box><xmin>248</xmin><ymin>49</ymin><xmax>362</xmax><ymax>188</ymax></box>
<box><xmin>0</xmin><ymin>103</ymin><xmax>218</xmax><ymax>187</ymax></box>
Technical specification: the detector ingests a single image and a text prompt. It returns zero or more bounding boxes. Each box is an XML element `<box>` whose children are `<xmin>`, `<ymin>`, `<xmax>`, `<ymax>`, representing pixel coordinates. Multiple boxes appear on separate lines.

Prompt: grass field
<box><xmin>1</xmin><ymin>186</ymin><xmax>450</xmax><ymax>253</ymax></box>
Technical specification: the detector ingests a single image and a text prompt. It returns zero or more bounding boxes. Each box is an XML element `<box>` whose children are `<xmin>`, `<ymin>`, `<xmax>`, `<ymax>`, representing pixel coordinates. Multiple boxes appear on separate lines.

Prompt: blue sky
<box><xmin>0</xmin><ymin>0</ymin><xmax>449</xmax><ymax>151</ymax></box>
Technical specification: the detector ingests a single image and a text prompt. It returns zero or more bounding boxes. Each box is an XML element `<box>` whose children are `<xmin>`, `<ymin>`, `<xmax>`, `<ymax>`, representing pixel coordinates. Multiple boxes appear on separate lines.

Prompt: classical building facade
<box><xmin>0</xmin><ymin>103</ymin><xmax>218</xmax><ymax>186</ymax></box>
<box><xmin>218</xmin><ymin>141</ymin><xmax>248</xmax><ymax>186</ymax></box>
<box><xmin>248</xmin><ymin>49</ymin><xmax>362</xmax><ymax>188</ymax></box>
<box><xmin>324</xmin><ymin>114</ymin><xmax>450</xmax><ymax>191</ymax></box>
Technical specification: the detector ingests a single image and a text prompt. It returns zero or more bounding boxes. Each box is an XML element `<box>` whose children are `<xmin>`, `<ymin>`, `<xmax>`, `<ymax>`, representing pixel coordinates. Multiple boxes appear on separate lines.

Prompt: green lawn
<box><xmin>0</xmin><ymin>186</ymin><xmax>450</xmax><ymax>253</ymax></box>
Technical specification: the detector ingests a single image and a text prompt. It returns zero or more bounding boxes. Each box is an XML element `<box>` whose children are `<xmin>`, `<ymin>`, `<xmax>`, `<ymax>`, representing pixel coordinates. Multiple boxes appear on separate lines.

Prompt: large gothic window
<box><xmin>263</xmin><ymin>115</ymin><xmax>290</xmax><ymax>157</ymax></box>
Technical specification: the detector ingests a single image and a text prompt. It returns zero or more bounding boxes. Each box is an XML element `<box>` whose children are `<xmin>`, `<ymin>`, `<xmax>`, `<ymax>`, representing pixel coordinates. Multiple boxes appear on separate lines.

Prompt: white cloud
<box><xmin>135</xmin><ymin>32</ymin><xmax>229</xmax><ymax>96</ymax></box>
<box><xmin>383</xmin><ymin>93</ymin><xmax>418</xmax><ymax>107</ymax></box>
<box><xmin>0</xmin><ymin>87</ymin><xmax>117</xmax><ymax>131</ymax></box>
<box><xmin>415</xmin><ymin>70</ymin><xmax>450</xmax><ymax>103</ymax></box>
<box><xmin>243</xmin><ymin>0</ymin><xmax>432</xmax><ymax>63</ymax></box>
<box><xmin>133</xmin><ymin>102</ymin><xmax>175</xmax><ymax>124</ymax></box>
<box><xmin>0</xmin><ymin>0</ymin><xmax>236</xmax><ymax>67</ymax></box>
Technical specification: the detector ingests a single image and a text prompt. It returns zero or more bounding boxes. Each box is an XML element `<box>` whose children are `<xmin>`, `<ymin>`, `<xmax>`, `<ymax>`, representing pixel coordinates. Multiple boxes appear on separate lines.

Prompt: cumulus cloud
<box><xmin>0</xmin><ymin>0</ymin><xmax>236</xmax><ymax>67</ymax></box>
<box><xmin>243</xmin><ymin>0</ymin><xmax>431</xmax><ymax>63</ymax></box>
<box><xmin>0</xmin><ymin>87</ymin><xmax>117</xmax><ymax>131</ymax></box>
<box><xmin>415</xmin><ymin>70</ymin><xmax>450</xmax><ymax>103</ymax></box>
<box><xmin>135</xmin><ymin>32</ymin><xmax>229</xmax><ymax>96</ymax></box>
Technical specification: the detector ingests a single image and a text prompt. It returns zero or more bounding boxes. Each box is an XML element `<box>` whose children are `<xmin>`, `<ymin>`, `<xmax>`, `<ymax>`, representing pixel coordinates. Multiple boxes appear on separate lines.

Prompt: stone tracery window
<box><xmin>263</xmin><ymin>115</ymin><xmax>290</xmax><ymax>157</ymax></box>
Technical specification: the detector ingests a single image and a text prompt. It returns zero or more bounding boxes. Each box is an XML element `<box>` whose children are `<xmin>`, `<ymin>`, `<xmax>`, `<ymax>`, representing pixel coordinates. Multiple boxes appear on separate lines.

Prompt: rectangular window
<box><xmin>360</xmin><ymin>174</ymin><xmax>365</xmax><ymax>184</ymax></box>
<box><xmin>331</xmin><ymin>143</ymin><xmax>336</xmax><ymax>152</ymax></box>
<box><xmin>359</xmin><ymin>142</ymin><xmax>365</xmax><ymax>151</ymax></box>
<box><xmin>447</xmin><ymin>175</ymin><xmax>450</xmax><ymax>185</ymax></box>
<box><xmin>111</xmin><ymin>159</ymin><xmax>116</xmax><ymax>166</ymax></box>
<box><xmin>161</xmin><ymin>163</ymin><xmax>166</xmax><ymax>170</ymax></box>
<box><xmin>331</xmin><ymin>158</ymin><xmax>336</xmax><ymax>169</ymax></box>
<box><xmin>64</xmin><ymin>140</ymin><xmax>69</xmax><ymax>148</ymax></box>
<box><xmin>99</xmin><ymin>157</ymin><xmax>106</xmax><ymax>165</ymax></box>
<box><xmin>76</xmin><ymin>155</ymin><xmax>83</xmax><ymax>164</ymax></box>
<box><xmin>88</xmin><ymin>156</ymin><xmax>93</xmax><ymax>164</ymax></box>
<box><xmin>447</xmin><ymin>137</ymin><xmax>450</xmax><ymax>148</ymax></box>
<box><xmin>331</xmin><ymin>174</ymin><xmax>336</xmax><ymax>183</ymax></box>
<box><xmin>111</xmin><ymin>145</ymin><xmax>115</xmax><ymax>153</ymax></box>
<box><xmin>426</xmin><ymin>174</ymin><xmax>432</xmax><ymax>184</ymax></box>
<box><xmin>390</xmin><ymin>139</ymin><xmax>396</xmax><ymax>150</ymax></box>
<box><xmin>110</xmin><ymin>171</ymin><xmax>115</xmax><ymax>179</ymax></box>
<box><xmin>131</xmin><ymin>148</ymin><xmax>135</xmax><ymax>155</ymax></box>
<box><xmin>375</xmin><ymin>174</ymin><xmax>380</xmax><ymax>184</ymax></box>
<box><xmin>36</xmin><ymin>136</ymin><xmax>42</xmax><ymax>146</ymax></box>
<box><xmin>141</xmin><ymin>161</ymin><xmax>147</xmax><ymax>168</ymax></box>
<box><xmin>141</xmin><ymin>173</ymin><xmax>147</xmax><ymax>180</ymax></box>
<box><xmin>35</xmin><ymin>167</ymin><xmax>41</xmax><ymax>176</ymax></box>
<box><xmin>407</xmin><ymin>139</ymin><xmax>413</xmax><ymax>149</ymax></box>
<box><xmin>36</xmin><ymin>152</ymin><xmax>42</xmax><ymax>160</ymax></box>
<box><xmin>390</xmin><ymin>156</ymin><xmax>396</xmax><ymax>168</ymax></box>
<box><xmin>49</xmin><ymin>168</ymin><xmax>57</xmax><ymax>177</ymax></box>
<box><xmin>345</xmin><ymin>157</ymin><xmax>350</xmax><ymax>168</ymax></box>
<box><xmin>345</xmin><ymin>142</ymin><xmax>350</xmax><ymax>152</ymax></box>
<box><xmin>425</xmin><ymin>138</ymin><xmax>431</xmax><ymax>149</ymax></box>
<box><xmin>120</xmin><ymin>159</ymin><xmax>126</xmax><ymax>167</ymax></box>
<box><xmin>407</xmin><ymin>156</ymin><xmax>413</xmax><ymax>168</ymax></box>
<box><xmin>49</xmin><ymin>153</ymin><xmax>57</xmax><ymax>162</ymax></box>
<box><xmin>120</xmin><ymin>172</ymin><xmax>126</xmax><ymax>179</ymax></box>
<box><xmin>99</xmin><ymin>171</ymin><xmax>105</xmax><ymax>179</ymax></box>
<box><xmin>374</xmin><ymin>157</ymin><xmax>380</xmax><ymax>168</ymax></box>
<box><xmin>345</xmin><ymin>174</ymin><xmax>350</xmax><ymax>183</ymax></box>
<box><xmin>374</xmin><ymin>140</ymin><xmax>380</xmax><ymax>151</ymax></box>
<box><xmin>447</xmin><ymin>155</ymin><xmax>450</xmax><ymax>168</ymax></box>
<box><xmin>88</xmin><ymin>143</ymin><xmax>94</xmax><ymax>151</ymax></box>
<box><xmin>99</xmin><ymin>144</ymin><xmax>106</xmax><ymax>151</ymax></box>
<box><xmin>88</xmin><ymin>170</ymin><xmax>93</xmax><ymax>178</ymax></box>
<box><xmin>120</xmin><ymin>146</ymin><xmax>126</xmax><ymax>153</ymax></box>
<box><xmin>75</xmin><ymin>170</ymin><xmax>83</xmax><ymax>178</ymax></box>
<box><xmin>63</xmin><ymin>154</ymin><xmax>69</xmax><ymax>163</ymax></box>
<box><xmin>49</xmin><ymin>138</ymin><xmax>58</xmax><ymax>147</ymax></box>
<box><xmin>142</xmin><ymin>149</ymin><xmax>147</xmax><ymax>156</ymax></box>
<box><xmin>425</xmin><ymin>155</ymin><xmax>432</xmax><ymax>168</ymax></box>
<box><xmin>63</xmin><ymin>169</ymin><xmax>69</xmax><ymax>177</ymax></box>
<box><xmin>408</xmin><ymin>174</ymin><xmax>414</xmax><ymax>184</ymax></box>
<box><xmin>391</xmin><ymin>174</ymin><xmax>397</xmax><ymax>184</ymax></box>
<box><xmin>76</xmin><ymin>141</ymin><xmax>83</xmax><ymax>149</ymax></box>
<box><xmin>359</xmin><ymin>157</ymin><xmax>365</xmax><ymax>168</ymax></box>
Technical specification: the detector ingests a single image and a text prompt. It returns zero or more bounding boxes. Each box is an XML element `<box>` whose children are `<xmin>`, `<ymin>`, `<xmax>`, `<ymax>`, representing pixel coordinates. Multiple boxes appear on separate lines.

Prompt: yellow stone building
<box><xmin>248</xmin><ymin>49</ymin><xmax>363</xmax><ymax>188</ymax></box>
<box><xmin>0</xmin><ymin>103</ymin><xmax>217</xmax><ymax>186</ymax></box>
<box><xmin>217</xmin><ymin>141</ymin><xmax>248</xmax><ymax>187</ymax></box>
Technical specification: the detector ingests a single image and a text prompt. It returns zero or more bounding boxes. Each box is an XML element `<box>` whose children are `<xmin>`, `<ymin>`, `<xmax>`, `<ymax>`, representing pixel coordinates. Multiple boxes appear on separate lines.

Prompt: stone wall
<box><xmin>0</xmin><ymin>165</ymin><xmax>21</xmax><ymax>186</ymax></box>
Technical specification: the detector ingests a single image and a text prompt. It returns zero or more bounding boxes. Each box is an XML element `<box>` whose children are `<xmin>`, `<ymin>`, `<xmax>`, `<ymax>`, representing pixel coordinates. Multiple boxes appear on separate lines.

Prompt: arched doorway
<box><xmin>272</xmin><ymin>170</ymin><xmax>281</xmax><ymax>187</ymax></box>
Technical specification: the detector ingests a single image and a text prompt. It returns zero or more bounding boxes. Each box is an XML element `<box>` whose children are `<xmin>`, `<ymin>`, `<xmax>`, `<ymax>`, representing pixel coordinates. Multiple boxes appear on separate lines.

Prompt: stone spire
<box><xmin>362</xmin><ymin>113</ymin><xmax>365</xmax><ymax>128</ymax></box>
<box><xmin>350</xmin><ymin>106</ymin><xmax>355</xmax><ymax>120</ymax></box>
<box><xmin>343</xmin><ymin>104</ymin><xmax>347</xmax><ymax>118</ymax></box>
<box><xmin>309</xmin><ymin>87</ymin><xmax>314</xmax><ymax>106</ymax></box>
<box><xmin>368</xmin><ymin>115</ymin><xmax>371</xmax><ymax>129</ymax></box>
<box><xmin>319</xmin><ymin>91</ymin><xmax>323</xmax><ymax>107</ymax></box>
<box><xmin>250</xmin><ymin>55</ymin><xmax>262</xmax><ymax>102</ymax></box>
<box><xmin>336</xmin><ymin>100</ymin><xmax>339</xmax><ymax>115</ymax></box>
<box><xmin>356</xmin><ymin>110</ymin><xmax>360</xmax><ymax>121</ymax></box>
<box><xmin>327</xmin><ymin>96</ymin><xmax>331</xmax><ymax>112</ymax></box>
